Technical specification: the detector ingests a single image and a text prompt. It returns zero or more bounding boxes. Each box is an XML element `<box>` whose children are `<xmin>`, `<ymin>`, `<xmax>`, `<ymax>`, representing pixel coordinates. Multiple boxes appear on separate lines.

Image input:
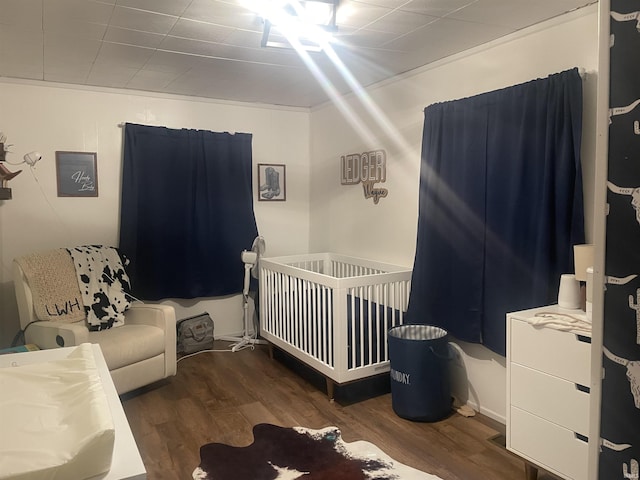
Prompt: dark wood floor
<box><xmin>121</xmin><ymin>341</ymin><xmax>558</xmax><ymax>480</ymax></box>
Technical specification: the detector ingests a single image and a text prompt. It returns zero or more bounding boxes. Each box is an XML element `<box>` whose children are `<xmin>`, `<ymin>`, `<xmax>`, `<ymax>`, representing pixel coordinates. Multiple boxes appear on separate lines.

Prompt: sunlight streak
<box><xmin>322</xmin><ymin>44</ymin><xmax>414</xmax><ymax>156</ymax></box>
<box><xmin>286</xmin><ymin>36</ymin><xmax>380</xmax><ymax>147</ymax></box>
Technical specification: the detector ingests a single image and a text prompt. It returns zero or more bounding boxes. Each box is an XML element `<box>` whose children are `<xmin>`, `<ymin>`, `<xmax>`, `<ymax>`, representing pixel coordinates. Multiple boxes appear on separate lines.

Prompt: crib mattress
<box><xmin>0</xmin><ymin>343</ymin><xmax>116</xmax><ymax>480</ymax></box>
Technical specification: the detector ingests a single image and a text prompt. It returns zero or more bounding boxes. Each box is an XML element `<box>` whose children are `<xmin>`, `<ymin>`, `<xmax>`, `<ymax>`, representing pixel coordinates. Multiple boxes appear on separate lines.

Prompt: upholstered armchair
<box><xmin>12</xmin><ymin>247</ymin><xmax>177</xmax><ymax>395</ymax></box>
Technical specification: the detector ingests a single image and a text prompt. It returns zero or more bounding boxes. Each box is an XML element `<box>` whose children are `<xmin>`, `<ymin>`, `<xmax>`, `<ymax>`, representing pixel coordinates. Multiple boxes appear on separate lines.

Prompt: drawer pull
<box><xmin>576</xmin><ymin>334</ymin><xmax>591</xmax><ymax>344</ymax></box>
<box><xmin>575</xmin><ymin>383</ymin><xmax>590</xmax><ymax>393</ymax></box>
<box><xmin>575</xmin><ymin>433</ymin><xmax>589</xmax><ymax>443</ymax></box>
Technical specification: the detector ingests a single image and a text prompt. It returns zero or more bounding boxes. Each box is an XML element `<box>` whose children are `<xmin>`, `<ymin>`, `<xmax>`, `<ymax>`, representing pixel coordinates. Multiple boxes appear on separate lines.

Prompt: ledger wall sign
<box><xmin>340</xmin><ymin>149</ymin><xmax>388</xmax><ymax>204</ymax></box>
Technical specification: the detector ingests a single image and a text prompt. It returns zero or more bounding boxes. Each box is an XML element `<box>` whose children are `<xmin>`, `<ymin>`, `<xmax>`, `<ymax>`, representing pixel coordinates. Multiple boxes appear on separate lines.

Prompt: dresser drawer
<box><xmin>510</xmin><ymin>363</ymin><xmax>590</xmax><ymax>436</ymax></box>
<box><xmin>509</xmin><ymin>406</ymin><xmax>589</xmax><ymax>480</ymax></box>
<box><xmin>509</xmin><ymin>317</ymin><xmax>591</xmax><ymax>385</ymax></box>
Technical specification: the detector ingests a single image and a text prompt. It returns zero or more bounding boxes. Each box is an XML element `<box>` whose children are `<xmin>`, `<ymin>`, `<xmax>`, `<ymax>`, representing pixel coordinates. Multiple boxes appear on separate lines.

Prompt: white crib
<box><xmin>259</xmin><ymin>253</ymin><xmax>412</xmax><ymax>399</ymax></box>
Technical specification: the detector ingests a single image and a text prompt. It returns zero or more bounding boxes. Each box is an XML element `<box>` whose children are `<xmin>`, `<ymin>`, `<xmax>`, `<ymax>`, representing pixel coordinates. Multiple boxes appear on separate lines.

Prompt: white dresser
<box><xmin>506</xmin><ymin>305</ymin><xmax>592</xmax><ymax>480</ymax></box>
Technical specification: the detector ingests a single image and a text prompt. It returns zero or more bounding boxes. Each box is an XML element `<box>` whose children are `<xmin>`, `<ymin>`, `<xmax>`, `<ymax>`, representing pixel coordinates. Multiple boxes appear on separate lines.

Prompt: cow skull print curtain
<box><xmin>600</xmin><ymin>0</ymin><xmax>640</xmax><ymax>477</ymax></box>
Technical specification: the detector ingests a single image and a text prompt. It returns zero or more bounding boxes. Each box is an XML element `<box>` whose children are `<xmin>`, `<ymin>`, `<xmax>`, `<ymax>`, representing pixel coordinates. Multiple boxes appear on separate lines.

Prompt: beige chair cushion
<box><xmin>88</xmin><ymin>324</ymin><xmax>165</xmax><ymax>371</ymax></box>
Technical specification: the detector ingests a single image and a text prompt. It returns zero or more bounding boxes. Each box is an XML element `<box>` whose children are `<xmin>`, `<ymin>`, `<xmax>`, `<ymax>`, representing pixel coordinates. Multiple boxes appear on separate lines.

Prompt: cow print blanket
<box><xmin>67</xmin><ymin>245</ymin><xmax>132</xmax><ymax>331</ymax></box>
<box><xmin>193</xmin><ymin>423</ymin><xmax>442</xmax><ymax>480</ymax></box>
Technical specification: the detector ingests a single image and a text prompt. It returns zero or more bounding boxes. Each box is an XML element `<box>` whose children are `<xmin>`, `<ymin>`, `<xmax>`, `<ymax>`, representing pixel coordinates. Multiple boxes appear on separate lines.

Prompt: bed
<box><xmin>259</xmin><ymin>253</ymin><xmax>412</xmax><ymax>399</ymax></box>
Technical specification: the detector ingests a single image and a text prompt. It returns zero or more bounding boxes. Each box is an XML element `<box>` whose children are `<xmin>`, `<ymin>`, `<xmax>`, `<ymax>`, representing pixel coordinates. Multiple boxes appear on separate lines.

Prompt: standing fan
<box><xmin>221</xmin><ymin>236</ymin><xmax>269</xmax><ymax>352</ymax></box>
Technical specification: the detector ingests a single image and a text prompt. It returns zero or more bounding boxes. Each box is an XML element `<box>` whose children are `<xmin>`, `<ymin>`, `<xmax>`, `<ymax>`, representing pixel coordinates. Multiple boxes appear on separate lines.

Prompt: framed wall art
<box><xmin>55</xmin><ymin>151</ymin><xmax>98</xmax><ymax>197</ymax></box>
<box><xmin>257</xmin><ymin>163</ymin><xmax>286</xmax><ymax>201</ymax></box>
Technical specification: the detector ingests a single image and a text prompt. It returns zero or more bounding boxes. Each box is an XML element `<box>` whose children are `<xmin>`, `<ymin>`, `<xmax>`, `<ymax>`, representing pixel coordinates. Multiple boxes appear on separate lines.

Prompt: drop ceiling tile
<box><xmin>182</xmin><ymin>0</ymin><xmax>262</xmax><ymax>30</ymax></box>
<box><xmin>216</xmin><ymin>43</ymin><xmax>305</xmax><ymax>67</ymax></box>
<box><xmin>159</xmin><ymin>36</ymin><xmax>230</xmax><ymax>58</ymax></box>
<box><xmin>0</xmin><ymin>65</ymin><xmax>43</xmax><ymax>80</ymax></box>
<box><xmin>170</xmin><ymin>60</ymin><xmax>280</xmax><ymax>92</ymax></box>
<box><xmin>334</xmin><ymin>27</ymin><xmax>400</xmax><ymax>48</ymax></box>
<box><xmin>43</xmin><ymin>0</ymin><xmax>113</xmax><ymax>41</ymax></box>
<box><xmin>320</xmin><ymin>65</ymin><xmax>385</xmax><ymax>94</ymax></box>
<box><xmin>44</xmin><ymin>0</ymin><xmax>114</xmax><ymax>24</ymax></box>
<box><xmin>163</xmin><ymin>65</ymin><xmax>229</xmax><ymax>97</ymax></box>
<box><xmin>103</xmin><ymin>26</ymin><xmax>166</xmax><ymax>48</ymax></box>
<box><xmin>86</xmin><ymin>63</ymin><xmax>140</xmax><ymax>87</ymax></box>
<box><xmin>260</xmin><ymin>66</ymin><xmax>315</xmax><ymax>93</ymax></box>
<box><xmin>533</xmin><ymin>0</ymin><xmax>597</xmax><ymax>17</ymax></box>
<box><xmin>262</xmin><ymin>77</ymin><xmax>328</xmax><ymax>107</ymax></box>
<box><xmin>384</xmin><ymin>16</ymin><xmax>513</xmax><ymax>61</ymax></box>
<box><xmin>337</xmin><ymin>1</ymin><xmax>395</xmax><ymax>29</ymax></box>
<box><xmin>127</xmin><ymin>68</ymin><xmax>183</xmax><ymax>90</ymax></box>
<box><xmin>45</xmin><ymin>71</ymin><xmax>93</xmax><ymax>84</ymax></box>
<box><xmin>169</xmin><ymin>18</ymin><xmax>234</xmax><ymax>43</ymax></box>
<box><xmin>399</xmin><ymin>0</ymin><xmax>479</xmax><ymax>17</ymax></box>
<box><xmin>355</xmin><ymin>0</ymin><xmax>417</xmax><ymax>8</ymax></box>
<box><xmin>286</xmin><ymin>55</ymin><xmax>350</xmax><ymax>94</ymax></box>
<box><xmin>365</xmin><ymin>9</ymin><xmax>438</xmax><ymax>34</ymax></box>
<box><xmin>144</xmin><ymin>50</ymin><xmax>208</xmax><ymax>74</ymax></box>
<box><xmin>44</xmin><ymin>18</ymin><xmax>108</xmax><ymax>40</ymax></box>
<box><xmin>323</xmin><ymin>44</ymin><xmax>403</xmax><ymax>85</ymax></box>
<box><xmin>94</xmin><ymin>42</ymin><xmax>155</xmax><ymax>69</ymax></box>
<box><xmin>115</xmin><ymin>0</ymin><xmax>192</xmax><ymax>16</ymax></box>
<box><xmin>231</xmin><ymin>65</ymin><xmax>308</xmax><ymax>103</ymax></box>
<box><xmin>109</xmin><ymin>5</ymin><xmax>179</xmax><ymax>34</ymax></box>
<box><xmin>1</xmin><ymin>24</ymin><xmax>44</xmax><ymax>48</ymax></box>
<box><xmin>222</xmin><ymin>28</ymin><xmax>263</xmax><ymax>47</ymax></box>
<box><xmin>332</xmin><ymin>42</ymin><xmax>413</xmax><ymax>75</ymax></box>
<box><xmin>0</xmin><ymin>0</ymin><xmax>42</xmax><ymax>27</ymax></box>
<box><xmin>0</xmin><ymin>25</ymin><xmax>43</xmax><ymax>78</ymax></box>
<box><xmin>44</xmin><ymin>33</ymin><xmax>102</xmax><ymax>65</ymax></box>
<box><xmin>447</xmin><ymin>0</ymin><xmax>587</xmax><ymax>29</ymax></box>
<box><xmin>44</xmin><ymin>62</ymin><xmax>92</xmax><ymax>79</ymax></box>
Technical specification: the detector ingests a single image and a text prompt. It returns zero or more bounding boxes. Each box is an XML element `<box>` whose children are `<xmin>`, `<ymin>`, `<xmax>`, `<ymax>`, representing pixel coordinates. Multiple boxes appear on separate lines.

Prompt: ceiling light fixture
<box><xmin>245</xmin><ymin>0</ymin><xmax>339</xmax><ymax>52</ymax></box>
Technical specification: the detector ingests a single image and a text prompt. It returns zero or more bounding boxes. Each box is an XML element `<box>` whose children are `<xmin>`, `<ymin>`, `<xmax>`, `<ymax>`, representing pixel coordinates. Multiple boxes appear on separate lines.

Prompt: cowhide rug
<box><xmin>193</xmin><ymin>423</ymin><xmax>443</xmax><ymax>480</ymax></box>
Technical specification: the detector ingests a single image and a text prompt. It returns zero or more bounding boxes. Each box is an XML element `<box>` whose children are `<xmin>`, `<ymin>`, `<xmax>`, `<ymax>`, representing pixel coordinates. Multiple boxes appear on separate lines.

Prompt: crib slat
<box><xmin>349</xmin><ymin>287</ymin><xmax>354</xmax><ymax>368</ymax></box>
<box><xmin>324</xmin><ymin>286</ymin><xmax>330</xmax><ymax>366</ymax></box>
<box><xmin>358</xmin><ymin>286</ymin><xmax>364</xmax><ymax>368</ymax></box>
<box><xmin>308</xmin><ymin>281</ymin><xmax>313</xmax><ymax>357</ymax></box>
<box><xmin>319</xmin><ymin>286</ymin><xmax>325</xmax><ymax>364</ymax></box>
<box><xmin>287</xmin><ymin>274</ymin><xmax>292</xmax><ymax>345</ymax></box>
<box><xmin>323</xmin><ymin>289</ymin><xmax>335</xmax><ymax>367</ymax></box>
<box><xmin>375</xmin><ymin>283</ymin><xmax>381</xmax><ymax>364</ymax></box>
<box><xmin>297</xmin><ymin>277</ymin><xmax>303</xmax><ymax>351</ymax></box>
<box><xmin>309</xmin><ymin>281</ymin><xmax>315</xmax><ymax>359</ymax></box>
<box><xmin>308</xmin><ymin>281</ymin><xmax>312</xmax><ymax>357</ymax></box>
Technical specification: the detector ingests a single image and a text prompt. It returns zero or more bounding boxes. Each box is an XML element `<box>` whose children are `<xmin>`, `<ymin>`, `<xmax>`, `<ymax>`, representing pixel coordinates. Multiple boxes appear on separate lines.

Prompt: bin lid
<box><xmin>388</xmin><ymin>324</ymin><xmax>447</xmax><ymax>340</ymax></box>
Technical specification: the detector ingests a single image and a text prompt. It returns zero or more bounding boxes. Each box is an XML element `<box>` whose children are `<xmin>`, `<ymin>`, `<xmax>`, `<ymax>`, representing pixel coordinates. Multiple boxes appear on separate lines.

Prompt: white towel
<box><xmin>527</xmin><ymin>311</ymin><xmax>592</xmax><ymax>334</ymax></box>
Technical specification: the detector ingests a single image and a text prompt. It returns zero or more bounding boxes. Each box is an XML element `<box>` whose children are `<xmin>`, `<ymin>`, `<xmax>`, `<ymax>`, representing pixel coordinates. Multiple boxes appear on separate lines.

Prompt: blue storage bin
<box><xmin>388</xmin><ymin>324</ymin><xmax>451</xmax><ymax>422</ymax></box>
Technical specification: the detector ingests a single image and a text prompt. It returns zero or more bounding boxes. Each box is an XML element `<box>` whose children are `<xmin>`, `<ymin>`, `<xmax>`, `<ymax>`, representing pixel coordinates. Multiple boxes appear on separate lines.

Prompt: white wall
<box><xmin>0</xmin><ymin>82</ymin><xmax>311</xmax><ymax>347</ymax></box>
<box><xmin>309</xmin><ymin>5</ymin><xmax>599</xmax><ymax>422</ymax></box>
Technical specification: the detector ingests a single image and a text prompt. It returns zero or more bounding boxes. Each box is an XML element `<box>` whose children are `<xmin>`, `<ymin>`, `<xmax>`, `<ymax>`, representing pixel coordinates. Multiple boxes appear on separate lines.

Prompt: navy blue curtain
<box><xmin>407</xmin><ymin>69</ymin><xmax>585</xmax><ymax>355</ymax></box>
<box><xmin>119</xmin><ymin>123</ymin><xmax>258</xmax><ymax>300</ymax></box>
